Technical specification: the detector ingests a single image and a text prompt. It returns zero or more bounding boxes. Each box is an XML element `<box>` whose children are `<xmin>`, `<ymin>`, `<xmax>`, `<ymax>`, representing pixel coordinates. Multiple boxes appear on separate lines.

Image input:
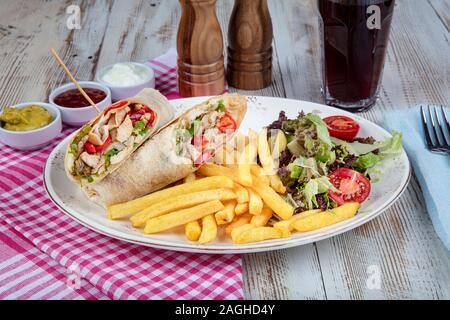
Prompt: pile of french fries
<box><xmin>107</xmin><ymin>128</ymin><xmax>360</xmax><ymax>245</ymax></box>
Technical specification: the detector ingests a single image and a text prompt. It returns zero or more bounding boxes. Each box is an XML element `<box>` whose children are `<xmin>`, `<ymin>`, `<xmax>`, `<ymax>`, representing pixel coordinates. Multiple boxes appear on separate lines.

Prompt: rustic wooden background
<box><xmin>0</xmin><ymin>0</ymin><xmax>449</xmax><ymax>299</ymax></box>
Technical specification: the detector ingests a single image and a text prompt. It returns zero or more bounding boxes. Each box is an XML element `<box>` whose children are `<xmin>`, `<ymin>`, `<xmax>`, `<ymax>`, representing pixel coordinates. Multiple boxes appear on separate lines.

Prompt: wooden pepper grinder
<box><xmin>227</xmin><ymin>0</ymin><xmax>273</xmax><ymax>90</ymax></box>
<box><xmin>177</xmin><ymin>0</ymin><xmax>225</xmax><ymax>97</ymax></box>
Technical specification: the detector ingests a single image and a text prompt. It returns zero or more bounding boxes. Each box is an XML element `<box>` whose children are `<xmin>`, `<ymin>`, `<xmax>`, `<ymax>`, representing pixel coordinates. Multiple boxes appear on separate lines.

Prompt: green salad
<box><xmin>267</xmin><ymin>111</ymin><xmax>403</xmax><ymax>212</ymax></box>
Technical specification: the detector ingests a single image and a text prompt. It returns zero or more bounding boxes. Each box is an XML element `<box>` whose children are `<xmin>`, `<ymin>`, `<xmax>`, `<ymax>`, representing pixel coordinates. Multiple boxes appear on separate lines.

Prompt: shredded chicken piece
<box><xmin>116</xmin><ymin>116</ymin><xmax>133</xmax><ymax>143</ymax></box>
<box><xmin>80</xmin><ymin>152</ymin><xmax>101</xmax><ymax>168</ymax></box>
<box><xmin>92</xmin><ymin>156</ymin><xmax>106</xmax><ymax>174</ymax></box>
<box><xmin>76</xmin><ymin>135</ymin><xmax>89</xmax><ymax>157</ymax></box>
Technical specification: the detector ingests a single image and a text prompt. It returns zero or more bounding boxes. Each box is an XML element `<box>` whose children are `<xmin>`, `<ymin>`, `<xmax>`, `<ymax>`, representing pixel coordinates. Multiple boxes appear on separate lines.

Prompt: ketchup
<box><xmin>54</xmin><ymin>88</ymin><xmax>106</xmax><ymax>108</ymax></box>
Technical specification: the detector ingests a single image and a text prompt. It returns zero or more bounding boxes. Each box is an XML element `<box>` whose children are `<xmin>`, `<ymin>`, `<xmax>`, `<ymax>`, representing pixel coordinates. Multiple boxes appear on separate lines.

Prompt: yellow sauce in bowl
<box><xmin>0</xmin><ymin>105</ymin><xmax>53</xmax><ymax>131</ymax></box>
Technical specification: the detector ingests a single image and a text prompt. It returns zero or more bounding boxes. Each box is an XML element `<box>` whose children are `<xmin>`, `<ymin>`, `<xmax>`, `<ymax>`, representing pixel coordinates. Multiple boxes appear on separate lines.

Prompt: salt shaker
<box><xmin>227</xmin><ymin>0</ymin><xmax>273</xmax><ymax>90</ymax></box>
<box><xmin>177</xmin><ymin>0</ymin><xmax>225</xmax><ymax>97</ymax></box>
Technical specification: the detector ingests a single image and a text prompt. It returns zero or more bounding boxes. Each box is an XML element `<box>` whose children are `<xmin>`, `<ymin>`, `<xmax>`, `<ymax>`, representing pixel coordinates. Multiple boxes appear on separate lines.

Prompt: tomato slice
<box><xmin>328</xmin><ymin>168</ymin><xmax>371</xmax><ymax>205</ymax></box>
<box><xmin>104</xmin><ymin>100</ymin><xmax>129</xmax><ymax>114</ymax></box>
<box><xmin>95</xmin><ymin>135</ymin><xmax>112</xmax><ymax>152</ymax></box>
<box><xmin>146</xmin><ymin>109</ymin><xmax>156</xmax><ymax>128</ymax></box>
<box><xmin>323</xmin><ymin>116</ymin><xmax>360</xmax><ymax>141</ymax></box>
<box><xmin>218</xmin><ymin>113</ymin><xmax>236</xmax><ymax>134</ymax></box>
<box><xmin>84</xmin><ymin>142</ymin><xmax>97</xmax><ymax>154</ymax></box>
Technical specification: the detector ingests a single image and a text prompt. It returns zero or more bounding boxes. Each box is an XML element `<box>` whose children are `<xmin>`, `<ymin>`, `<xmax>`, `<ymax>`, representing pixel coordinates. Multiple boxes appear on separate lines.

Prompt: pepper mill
<box><xmin>227</xmin><ymin>0</ymin><xmax>273</xmax><ymax>90</ymax></box>
<box><xmin>177</xmin><ymin>0</ymin><xmax>225</xmax><ymax>97</ymax></box>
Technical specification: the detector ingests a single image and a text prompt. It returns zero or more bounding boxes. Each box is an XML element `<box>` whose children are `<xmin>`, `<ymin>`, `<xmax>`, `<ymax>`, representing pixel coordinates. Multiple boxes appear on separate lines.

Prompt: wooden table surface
<box><xmin>1</xmin><ymin>0</ymin><xmax>449</xmax><ymax>299</ymax></box>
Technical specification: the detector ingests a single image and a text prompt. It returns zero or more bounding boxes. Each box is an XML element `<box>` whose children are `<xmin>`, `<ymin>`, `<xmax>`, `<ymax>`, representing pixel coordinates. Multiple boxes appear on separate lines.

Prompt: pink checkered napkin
<box><xmin>0</xmin><ymin>49</ymin><xmax>244</xmax><ymax>300</ymax></box>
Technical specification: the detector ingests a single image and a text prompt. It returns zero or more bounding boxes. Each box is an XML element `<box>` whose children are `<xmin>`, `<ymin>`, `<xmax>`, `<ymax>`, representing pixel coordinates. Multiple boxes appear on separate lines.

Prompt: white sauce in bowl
<box><xmin>101</xmin><ymin>63</ymin><xmax>150</xmax><ymax>87</ymax></box>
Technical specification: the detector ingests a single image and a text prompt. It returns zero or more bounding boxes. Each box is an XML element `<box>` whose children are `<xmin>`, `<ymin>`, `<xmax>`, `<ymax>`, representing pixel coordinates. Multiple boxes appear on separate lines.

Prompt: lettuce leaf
<box><xmin>302</xmin><ymin>176</ymin><xmax>340</xmax><ymax>210</ymax></box>
<box><xmin>376</xmin><ymin>131</ymin><xmax>403</xmax><ymax>155</ymax></box>
<box><xmin>352</xmin><ymin>152</ymin><xmax>383</xmax><ymax>171</ymax></box>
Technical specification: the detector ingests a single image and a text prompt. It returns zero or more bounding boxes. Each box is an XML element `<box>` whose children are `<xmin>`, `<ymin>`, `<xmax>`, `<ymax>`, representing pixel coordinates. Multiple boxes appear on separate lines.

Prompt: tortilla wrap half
<box><xmin>83</xmin><ymin>93</ymin><xmax>247</xmax><ymax>207</ymax></box>
<box><xmin>65</xmin><ymin>88</ymin><xmax>174</xmax><ymax>185</ymax></box>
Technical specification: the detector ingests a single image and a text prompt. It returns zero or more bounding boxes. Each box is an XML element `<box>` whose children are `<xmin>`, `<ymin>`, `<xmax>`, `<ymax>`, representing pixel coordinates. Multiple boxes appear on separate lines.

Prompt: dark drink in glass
<box><xmin>318</xmin><ymin>0</ymin><xmax>395</xmax><ymax>111</ymax></box>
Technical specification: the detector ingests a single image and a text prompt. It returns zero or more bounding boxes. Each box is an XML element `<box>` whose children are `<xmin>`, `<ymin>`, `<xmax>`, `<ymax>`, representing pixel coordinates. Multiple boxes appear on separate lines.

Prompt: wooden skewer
<box><xmin>50</xmin><ymin>48</ymin><xmax>101</xmax><ymax>114</ymax></box>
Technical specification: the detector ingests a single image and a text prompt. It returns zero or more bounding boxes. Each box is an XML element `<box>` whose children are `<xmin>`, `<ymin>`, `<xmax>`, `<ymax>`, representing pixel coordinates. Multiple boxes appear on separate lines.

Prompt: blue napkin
<box><xmin>382</xmin><ymin>106</ymin><xmax>450</xmax><ymax>250</ymax></box>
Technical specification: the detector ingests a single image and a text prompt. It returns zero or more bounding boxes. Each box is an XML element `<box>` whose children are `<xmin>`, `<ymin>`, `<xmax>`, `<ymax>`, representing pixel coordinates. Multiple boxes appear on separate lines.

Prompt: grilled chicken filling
<box><xmin>70</xmin><ymin>102</ymin><xmax>155</xmax><ymax>181</ymax></box>
<box><xmin>175</xmin><ymin>98</ymin><xmax>237</xmax><ymax>166</ymax></box>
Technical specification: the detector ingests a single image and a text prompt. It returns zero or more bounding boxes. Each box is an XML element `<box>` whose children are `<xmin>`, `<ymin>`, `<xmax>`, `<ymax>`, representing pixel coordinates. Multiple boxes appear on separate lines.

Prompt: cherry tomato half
<box><xmin>323</xmin><ymin>115</ymin><xmax>360</xmax><ymax>141</ymax></box>
<box><xmin>218</xmin><ymin>113</ymin><xmax>236</xmax><ymax>134</ymax></box>
<box><xmin>328</xmin><ymin>168</ymin><xmax>371</xmax><ymax>205</ymax></box>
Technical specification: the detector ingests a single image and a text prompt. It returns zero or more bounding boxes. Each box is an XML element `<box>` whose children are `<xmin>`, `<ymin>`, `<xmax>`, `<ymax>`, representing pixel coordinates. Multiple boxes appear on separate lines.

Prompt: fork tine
<box><xmin>432</xmin><ymin>105</ymin><xmax>447</xmax><ymax>147</ymax></box>
<box><xmin>440</xmin><ymin>106</ymin><xmax>450</xmax><ymax>146</ymax></box>
<box><xmin>421</xmin><ymin>105</ymin><xmax>434</xmax><ymax>148</ymax></box>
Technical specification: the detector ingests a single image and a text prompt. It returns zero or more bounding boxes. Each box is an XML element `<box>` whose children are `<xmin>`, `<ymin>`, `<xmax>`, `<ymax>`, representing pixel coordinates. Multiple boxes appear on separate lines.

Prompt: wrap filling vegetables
<box><xmin>175</xmin><ymin>98</ymin><xmax>238</xmax><ymax>167</ymax></box>
<box><xmin>69</xmin><ymin>100</ymin><xmax>157</xmax><ymax>181</ymax></box>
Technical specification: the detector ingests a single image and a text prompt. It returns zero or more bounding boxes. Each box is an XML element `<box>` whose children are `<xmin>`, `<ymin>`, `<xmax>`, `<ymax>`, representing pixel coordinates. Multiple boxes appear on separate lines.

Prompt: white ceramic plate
<box><xmin>43</xmin><ymin>96</ymin><xmax>410</xmax><ymax>254</ymax></box>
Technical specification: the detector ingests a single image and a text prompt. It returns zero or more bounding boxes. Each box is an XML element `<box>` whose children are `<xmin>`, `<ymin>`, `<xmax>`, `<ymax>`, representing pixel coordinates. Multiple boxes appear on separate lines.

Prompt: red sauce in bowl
<box><xmin>53</xmin><ymin>88</ymin><xmax>107</xmax><ymax>108</ymax></box>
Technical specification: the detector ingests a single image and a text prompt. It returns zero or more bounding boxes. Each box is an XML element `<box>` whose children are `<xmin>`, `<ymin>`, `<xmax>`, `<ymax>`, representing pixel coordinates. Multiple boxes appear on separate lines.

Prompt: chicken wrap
<box><xmin>65</xmin><ymin>88</ymin><xmax>174</xmax><ymax>184</ymax></box>
<box><xmin>83</xmin><ymin>93</ymin><xmax>247</xmax><ymax>207</ymax></box>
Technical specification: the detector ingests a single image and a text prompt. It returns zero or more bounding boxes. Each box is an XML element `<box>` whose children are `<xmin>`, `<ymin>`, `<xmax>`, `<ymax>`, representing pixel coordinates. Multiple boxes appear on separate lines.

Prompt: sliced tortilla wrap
<box><xmin>83</xmin><ymin>93</ymin><xmax>247</xmax><ymax>207</ymax></box>
<box><xmin>65</xmin><ymin>88</ymin><xmax>174</xmax><ymax>184</ymax></box>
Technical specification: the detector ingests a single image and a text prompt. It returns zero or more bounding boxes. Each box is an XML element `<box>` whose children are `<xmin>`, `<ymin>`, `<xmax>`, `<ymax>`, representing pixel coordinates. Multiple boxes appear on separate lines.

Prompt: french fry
<box><xmin>233</xmin><ymin>183</ymin><xmax>249</xmax><ymax>203</ymax></box>
<box><xmin>251</xmin><ymin>175</ymin><xmax>294</xmax><ymax>220</ymax></box>
<box><xmin>215</xmin><ymin>200</ymin><xmax>236</xmax><ymax>225</ymax></box>
<box><xmin>233</xmin><ymin>226</ymin><xmax>285</xmax><ymax>244</ymax></box>
<box><xmin>231</xmin><ymin>224</ymin><xmax>255</xmax><ymax>243</ymax></box>
<box><xmin>292</xmin><ymin>203</ymin><xmax>360</xmax><ymax>232</ymax></box>
<box><xmin>198</xmin><ymin>214</ymin><xmax>218</xmax><ymax>244</ymax></box>
<box><xmin>235</xmin><ymin>203</ymin><xmax>249</xmax><ymax>215</ymax></box>
<box><xmin>225</xmin><ymin>213</ymin><xmax>252</xmax><ymax>235</ymax></box>
<box><xmin>233</xmin><ymin>132</ymin><xmax>248</xmax><ymax>153</ymax></box>
<box><xmin>250</xmin><ymin>165</ymin><xmax>270</xmax><ymax>185</ymax></box>
<box><xmin>238</xmin><ymin>129</ymin><xmax>258</xmax><ymax>186</ymax></box>
<box><xmin>258</xmin><ymin>128</ymin><xmax>276</xmax><ymax>175</ymax></box>
<box><xmin>144</xmin><ymin>200</ymin><xmax>224</xmax><ymax>234</ymax></box>
<box><xmin>247</xmin><ymin>187</ymin><xmax>263</xmax><ymax>215</ymax></box>
<box><xmin>130</xmin><ymin>188</ymin><xmax>236</xmax><ymax>227</ymax></box>
<box><xmin>198</xmin><ymin>164</ymin><xmax>241</xmax><ymax>184</ymax></box>
<box><xmin>183</xmin><ymin>173</ymin><xmax>197</xmax><ymax>183</ymax></box>
<box><xmin>273</xmin><ymin>209</ymin><xmax>322</xmax><ymax>233</ymax></box>
<box><xmin>185</xmin><ymin>220</ymin><xmax>202</xmax><ymax>241</ymax></box>
<box><xmin>108</xmin><ymin>176</ymin><xmax>233</xmax><ymax>219</ymax></box>
<box><xmin>270</xmin><ymin>174</ymin><xmax>286</xmax><ymax>194</ymax></box>
<box><xmin>251</xmin><ymin>206</ymin><xmax>273</xmax><ymax>227</ymax></box>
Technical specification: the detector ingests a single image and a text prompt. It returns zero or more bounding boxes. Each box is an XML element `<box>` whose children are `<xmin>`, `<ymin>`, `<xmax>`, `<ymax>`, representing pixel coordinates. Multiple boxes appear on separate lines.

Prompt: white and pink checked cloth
<box><xmin>0</xmin><ymin>49</ymin><xmax>244</xmax><ymax>300</ymax></box>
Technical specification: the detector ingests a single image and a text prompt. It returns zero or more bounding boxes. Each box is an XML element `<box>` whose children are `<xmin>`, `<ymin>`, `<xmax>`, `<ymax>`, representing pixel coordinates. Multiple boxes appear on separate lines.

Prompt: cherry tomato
<box><xmin>323</xmin><ymin>116</ymin><xmax>360</xmax><ymax>141</ymax></box>
<box><xmin>328</xmin><ymin>168</ymin><xmax>371</xmax><ymax>205</ymax></box>
<box><xmin>192</xmin><ymin>135</ymin><xmax>209</xmax><ymax>151</ymax></box>
<box><xmin>84</xmin><ymin>142</ymin><xmax>97</xmax><ymax>154</ymax></box>
<box><xmin>194</xmin><ymin>150</ymin><xmax>213</xmax><ymax>167</ymax></box>
<box><xmin>218</xmin><ymin>113</ymin><xmax>236</xmax><ymax>134</ymax></box>
<box><xmin>95</xmin><ymin>135</ymin><xmax>112</xmax><ymax>152</ymax></box>
<box><xmin>104</xmin><ymin>100</ymin><xmax>129</xmax><ymax>114</ymax></box>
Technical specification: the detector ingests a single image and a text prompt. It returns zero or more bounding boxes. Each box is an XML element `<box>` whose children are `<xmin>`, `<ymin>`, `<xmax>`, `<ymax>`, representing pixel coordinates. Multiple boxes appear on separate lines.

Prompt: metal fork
<box><xmin>421</xmin><ymin>105</ymin><xmax>450</xmax><ymax>154</ymax></box>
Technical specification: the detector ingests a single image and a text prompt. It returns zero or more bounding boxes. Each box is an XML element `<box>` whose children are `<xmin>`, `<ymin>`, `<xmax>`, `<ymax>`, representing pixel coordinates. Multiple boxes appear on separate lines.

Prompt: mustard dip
<box><xmin>0</xmin><ymin>105</ymin><xmax>53</xmax><ymax>131</ymax></box>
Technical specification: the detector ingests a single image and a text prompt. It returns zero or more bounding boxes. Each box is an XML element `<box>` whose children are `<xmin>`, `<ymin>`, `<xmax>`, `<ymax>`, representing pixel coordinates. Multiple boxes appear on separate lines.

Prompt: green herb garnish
<box><xmin>216</xmin><ymin>99</ymin><xmax>226</xmax><ymax>112</ymax></box>
<box><xmin>139</xmin><ymin>128</ymin><xmax>149</xmax><ymax>136</ymax></box>
<box><xmin>134</xmin><ymin>121</ymin><xmax>145</xmax><ymax>130</ymax></box>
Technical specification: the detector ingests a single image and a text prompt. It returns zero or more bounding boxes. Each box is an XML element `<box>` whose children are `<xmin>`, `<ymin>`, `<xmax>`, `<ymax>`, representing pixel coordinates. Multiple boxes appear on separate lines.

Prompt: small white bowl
<box><xmin>0</xmin><ymin>102</ymin><xmax>62</xmax><ymax>151</ymax></box>
<box><xmin>49</xmin><ymin>81</ymin><xmax>112</xmax><ymax>127</ymax></box>
<box><xmin>96</xmin><ymin>62</ymin><xmax>155</xmax><ymax>102</ymax></box>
